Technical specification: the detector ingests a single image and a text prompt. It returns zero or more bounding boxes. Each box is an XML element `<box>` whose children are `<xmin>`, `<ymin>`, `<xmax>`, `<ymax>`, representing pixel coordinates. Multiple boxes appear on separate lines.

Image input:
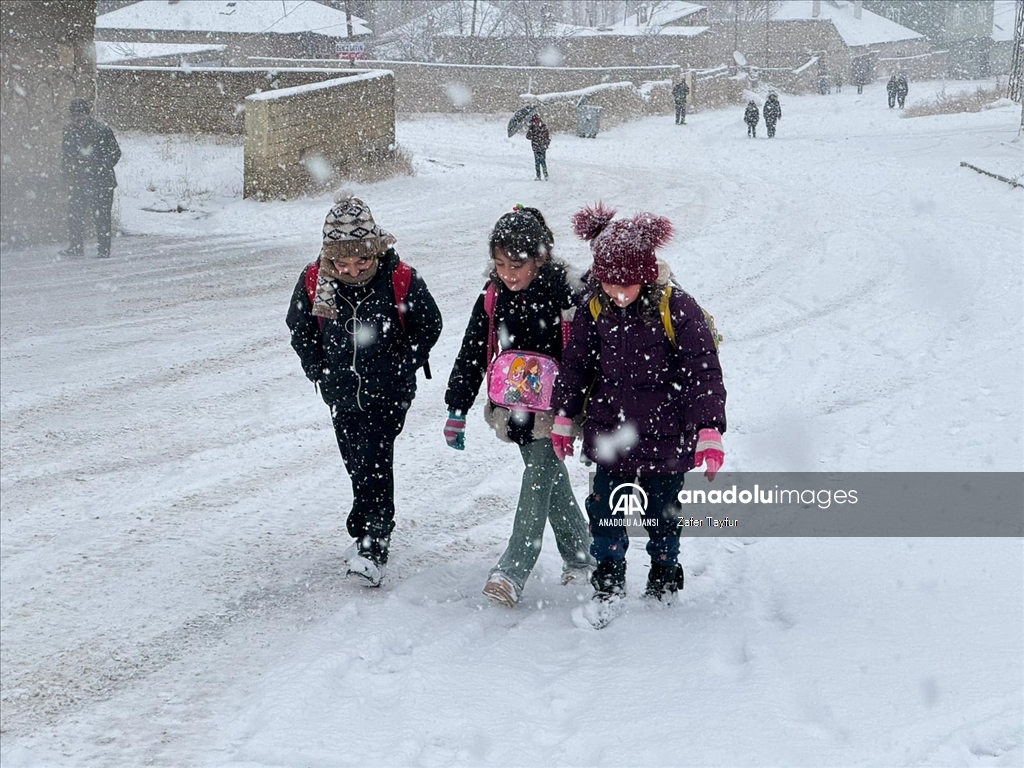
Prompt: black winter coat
<box><xmin>744</xmin><ymin>103</ymin><xmax>760</xmax><ymax>126</ymax></box>
<box><xmin>672</xmin><ymin>82</ymin><xmax>690</xmax><ymax>105</ymax></box>
<box><xmin>286</xmin><ymin>250</ymin><xmax>442</xmax><ymax>412</ymax></box>
<box><xmin>61</xmin><ymin>117</ymin><xmax>121</xmax><ymax>191</ymax></box>
<box><xmin>763</xmin><ymin>97</ymin><xmax>781</xmax><ymax>123</ymax></box>
<box><xmin>446</xmin><ymin>262</ymin><xmax>576</xmax><ymax>415</ymax></box>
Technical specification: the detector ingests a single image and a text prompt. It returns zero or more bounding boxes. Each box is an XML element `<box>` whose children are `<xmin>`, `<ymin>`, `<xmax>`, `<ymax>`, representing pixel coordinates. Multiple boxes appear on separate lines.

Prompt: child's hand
<box><xmin>444</xmin><ymin>410</ymin><xmax>466</xmax><ymax>450</ymax></box>
<box><xmin>694</xmin><ymin>428</ymin><xmax>724</xmax><ymax>482</ymax></box>
<box><xmin>551</xmin><ymin>415</ymin><xmax>574</xmax><ymax>461</ymax></box>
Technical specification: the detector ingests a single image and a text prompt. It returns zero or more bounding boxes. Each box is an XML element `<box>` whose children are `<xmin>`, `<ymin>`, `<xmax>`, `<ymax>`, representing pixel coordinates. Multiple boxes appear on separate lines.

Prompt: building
<box><xmin>95</xmin><ymin>0</ymin><xmax>372</xmax><ymax>64</ymax></box>
<box><xmin>864</xmin><ymin>0</ymin><xmax>996</xmax><ymax>77</ymax></box>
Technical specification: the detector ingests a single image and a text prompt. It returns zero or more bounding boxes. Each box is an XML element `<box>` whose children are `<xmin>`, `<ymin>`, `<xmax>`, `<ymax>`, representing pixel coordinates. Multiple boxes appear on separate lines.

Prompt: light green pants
<box><xmin>492</xmin><ymin>438</ymin><xmax>594</xmax><ymax>592</ymax></box>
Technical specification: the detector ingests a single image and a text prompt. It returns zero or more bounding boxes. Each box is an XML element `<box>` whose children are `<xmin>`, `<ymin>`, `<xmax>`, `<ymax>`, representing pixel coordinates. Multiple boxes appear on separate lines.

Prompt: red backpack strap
<box><xmin>483</xmin><ymin>282</ymin><xmax>498</xmax><ymax>364</ymax></box>
<box><xmin>304</xmin><ymin>260</ymin><xmax>319</xmax><ymax>304</ymax></box>
<box><xmin>392</xmin><ymin>260</ymin><xmax>412</xmax><ymax>333</ymax></box>
<box><xmin>304</xmin><ymin>261</ymin><xmax>325</xmax><ymax>333</ymax></box>
<box><xmin>393</xmin><ymin>261</ymin><xmax>432</xmax><ymax>379</ymax></box>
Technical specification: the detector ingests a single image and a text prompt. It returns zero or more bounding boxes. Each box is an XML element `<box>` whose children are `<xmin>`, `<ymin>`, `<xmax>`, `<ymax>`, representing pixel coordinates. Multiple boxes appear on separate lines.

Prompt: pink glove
<box><xmin>551</xmin><ymin>415</ymin><xmax>575</xmax><ymax>461</ymax></box>
<box><xmin>694</xmin><ymin>428</ymin><xmax>724</xmax><ymax>482</ymax></box>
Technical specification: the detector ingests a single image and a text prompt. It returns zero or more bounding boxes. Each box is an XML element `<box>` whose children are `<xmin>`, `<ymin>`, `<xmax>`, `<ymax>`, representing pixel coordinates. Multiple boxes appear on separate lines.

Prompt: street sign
<box><xmin>335</xmin><ymin>42</ymin><xmax>366</xmax><ymax>60</ymax></box>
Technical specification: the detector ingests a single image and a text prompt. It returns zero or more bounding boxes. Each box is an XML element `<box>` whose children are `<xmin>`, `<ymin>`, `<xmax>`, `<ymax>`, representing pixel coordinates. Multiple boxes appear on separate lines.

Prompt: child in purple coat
<box><xmin>550</xmin><ymin>203</ymin><xmax>727</xmax><ymax>619</ymax></box>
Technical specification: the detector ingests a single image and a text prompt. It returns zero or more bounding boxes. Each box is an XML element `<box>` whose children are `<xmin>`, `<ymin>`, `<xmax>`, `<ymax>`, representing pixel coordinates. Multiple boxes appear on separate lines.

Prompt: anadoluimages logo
<box><xmin>608</xmin><ymin>483</ymin><xmax>648</xmax><ymax>517</ymax></box>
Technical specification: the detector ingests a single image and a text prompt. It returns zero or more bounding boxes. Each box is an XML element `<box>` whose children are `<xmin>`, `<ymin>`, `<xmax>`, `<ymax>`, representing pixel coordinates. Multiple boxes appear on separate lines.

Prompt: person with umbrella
<box><xmin>526</xmin><ymin>113</ymin><xmax>550</xmax><ymax>181</ymax></box>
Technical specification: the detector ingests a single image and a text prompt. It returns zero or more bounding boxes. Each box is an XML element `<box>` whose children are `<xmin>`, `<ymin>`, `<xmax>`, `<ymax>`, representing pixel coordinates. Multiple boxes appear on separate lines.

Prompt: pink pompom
<box><xmin>572</xmin><ymin>203</ymin><xmax>617</xmax><ymax>242</ymax></box>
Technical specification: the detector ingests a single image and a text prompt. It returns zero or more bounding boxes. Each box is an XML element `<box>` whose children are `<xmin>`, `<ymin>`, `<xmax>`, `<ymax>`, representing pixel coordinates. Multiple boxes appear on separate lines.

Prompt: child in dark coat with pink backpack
<box><xmin>444</xmin><ymin>205</ymin><xmax>594</xmax><ymax>607</ymax></box>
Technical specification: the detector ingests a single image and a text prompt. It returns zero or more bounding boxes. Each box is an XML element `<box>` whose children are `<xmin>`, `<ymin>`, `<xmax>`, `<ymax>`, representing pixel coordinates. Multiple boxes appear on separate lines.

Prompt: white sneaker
<box><xmin>482</xmin><ymin>572</ymin><xmax>520</xmax><ymax>607</ymax></box>
<box><xmin>344</xmin><ymin>542</ymin><xmax>385</xmax><ymax>587</ymax></box>
<box><xmin>561</xmin><ymin>564</ymin><xmax>594</xmax><ymax>586</ymax></box>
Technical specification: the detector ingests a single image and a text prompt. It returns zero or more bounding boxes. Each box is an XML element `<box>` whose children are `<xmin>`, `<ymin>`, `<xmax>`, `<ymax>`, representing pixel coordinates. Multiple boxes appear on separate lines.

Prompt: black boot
<box><xmin>590</xmin><ymin>559</ymin><xmax>626</xmax><ymax>600</ymax></box>
<box><xmin>644</xmin><ymin>562</ymin><xmax>684</xmax><ymax>601</ymax></box>
<box><xmin>358</xmin><ymin>534</ymin><xmax>390</xmax><ymax>566</ymax></box>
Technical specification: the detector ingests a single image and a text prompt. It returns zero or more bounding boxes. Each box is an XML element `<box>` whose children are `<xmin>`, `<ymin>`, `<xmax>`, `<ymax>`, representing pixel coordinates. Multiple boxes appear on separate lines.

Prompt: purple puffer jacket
<box><xmin>553</xmin><ymin>282</ymin><xmax>726</xmax><ymax>476</ymax></box>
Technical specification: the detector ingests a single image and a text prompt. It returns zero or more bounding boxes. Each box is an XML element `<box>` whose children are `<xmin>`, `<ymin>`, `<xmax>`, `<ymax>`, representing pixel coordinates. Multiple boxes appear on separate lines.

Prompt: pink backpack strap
<box><xmin>483</xmin><ymin>282</ymin><xmax>498</xmax><ymax>364</ymax></box>
<box><xmin>560</xmin><ymin>307</ymin><xmax>575</xmax><ymax>349</ymax></box>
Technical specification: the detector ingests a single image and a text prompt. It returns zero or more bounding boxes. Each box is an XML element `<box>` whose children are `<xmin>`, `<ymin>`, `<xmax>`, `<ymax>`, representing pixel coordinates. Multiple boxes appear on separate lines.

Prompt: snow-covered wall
<box><xmin>97</xmin><ymin>65</ymin><xmax>347</xmax><ymax>134</ymax></box>
<box><xmin>243</xmin><ymin>70</ymin><xmax>395</xmax><ymax>200</ymax></box>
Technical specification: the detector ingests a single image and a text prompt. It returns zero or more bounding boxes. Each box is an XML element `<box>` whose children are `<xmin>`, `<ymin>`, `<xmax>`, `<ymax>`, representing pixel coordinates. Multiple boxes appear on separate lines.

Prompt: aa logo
<box><xmin>608</xmin><ymin>483</ymin><xmax>648</xmax><ymax>518</ymax></box>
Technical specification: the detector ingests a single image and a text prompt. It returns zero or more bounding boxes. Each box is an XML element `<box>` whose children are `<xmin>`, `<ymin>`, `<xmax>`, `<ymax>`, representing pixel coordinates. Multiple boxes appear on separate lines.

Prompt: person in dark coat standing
<box><xmin>286</xmin><ymin>194</ymin><xmax>442</xmax><ymax>587</ymax></box>
<box><xmin>525</xmin><ymin>113</ymin><xmax>550</xmax><ymax>180</ymax></box>
<box><xmin>61</xmin><ymin>98</ymin><xmax>121</xmax><ymax>258</ymax></box>
<box><xmin>550</xmin><ymin>203</ymin><xmax>727</xmax><ymax>615</ymax></box>
<box><xmin>763</xmin><ymin>93</ymin><xmax>782</xmax><ymax>138</ymax></box>
<box><xmin>895</xmin><ymin>73</ymin><xmax>909</xmax><ymax>108</ymax></box>
<box><xmin>887</xmin><ymin>74</ymin><xmax>898</xmax><ymax>108</ymax></box>
<box><xmin>671</xmin><ymin>78</ymin><xmax>690</xmax><ymax>124</ymax></box>
<box><xmin>744</xmin><ymin>100</ymin><xmax>760</xmax><ymax>137</ymax></box>
<box><xmin>834</xmin><ymin>71</ymin><xmax>843</xmax><ymax>93</ymax></box>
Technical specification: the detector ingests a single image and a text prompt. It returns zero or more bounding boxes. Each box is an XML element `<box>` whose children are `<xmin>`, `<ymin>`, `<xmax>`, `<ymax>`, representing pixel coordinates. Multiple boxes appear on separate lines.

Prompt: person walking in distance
<box><xmin>744</xmin><ymin>100</ymin><xmax>760</xmax><ymax>138</ymax></box>
<box><xmin>895</xmin><ymin>72</ymin><xmax>909</xmax><ymax>109</ymax></box>
<box><xmin>887</xmin><ymin>74</ymin><xmax>898</xmax><ymax>108</ymax></box>
<box><xmin>61</xmin><ymin>98</ymin><xmax>121</xmax><ymax>258</ymax></box>
<box><xmin>763</xmin><ymin>93</ymin><xmax>782</xmax><ymax>139</ymax></box>
<box><xmin>672</xmin><ymin>77</ymin><xmax>690</xmax><ymax>125</ymax></box>
<box><xmin>526</xmin><ymin>113</ymin><xmax>550</xmax><ymax>181</ymax></box>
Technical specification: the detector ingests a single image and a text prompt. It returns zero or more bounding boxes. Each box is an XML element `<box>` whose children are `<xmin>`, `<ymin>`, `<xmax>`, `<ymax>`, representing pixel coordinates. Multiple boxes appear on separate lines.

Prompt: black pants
<box><xmin>766</xmin><ymin>119</ymin><xmax>777</xmax><ymax>138</ymax></box>
<box><xmin>888</xmin><ymin>93</ymin><xmax>896</xmax><ymax>108</ymax></box>
<box><xmin>897</xmin><ymin>94</ymin><xmax>906</xmax><ymax>108</ymax></box>
<box><xmin>331</xmin><ymin>404</ymin><xmax>408</xmax><ymax>541</ymax></box>
<box><xmin>585</xmin><ymin>467</ymin><xmax>685</xmax><ymax>566</ymax></box>
<box><xmin>675</xmin><ymin>104</ymin><xmax>687</xmax><ymax>124</ymax></box>
<box><xmin>747</xmin><ymin>123</ymin><xmax>757</xmax><ymax>137</ymax></box>
<box><xmin>533</xmin><ymin>149</ymin><xmax>548</xmax><ymax>179</ymax></box>
<box><xmin>68</xmin><ymin>184</ymin><xmax>114</xmax><ymax>256</ymax></box>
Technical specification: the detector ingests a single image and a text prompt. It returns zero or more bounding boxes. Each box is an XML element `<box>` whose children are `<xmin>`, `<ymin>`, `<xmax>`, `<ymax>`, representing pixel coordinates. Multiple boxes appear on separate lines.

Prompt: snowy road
<box><xmin>1</xmin><ymin>81</ymin><xmax>1022</xmax><ymax>767</ymax></box>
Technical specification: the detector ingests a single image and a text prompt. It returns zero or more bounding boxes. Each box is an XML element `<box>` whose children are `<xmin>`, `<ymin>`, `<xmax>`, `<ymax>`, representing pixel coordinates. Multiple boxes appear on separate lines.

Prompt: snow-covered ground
<box><xmin>1</xmin><ymin>79</ymin><xmax>1022</xmax><ymax>767</ymax></box>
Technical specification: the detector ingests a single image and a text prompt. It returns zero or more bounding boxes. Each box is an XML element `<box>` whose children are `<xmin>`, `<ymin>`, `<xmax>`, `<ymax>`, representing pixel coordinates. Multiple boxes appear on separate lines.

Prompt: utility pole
<box><xmin>765</xmin><ymin>0</ymin><xmax>770</xmax><ymax>70</ymax></box>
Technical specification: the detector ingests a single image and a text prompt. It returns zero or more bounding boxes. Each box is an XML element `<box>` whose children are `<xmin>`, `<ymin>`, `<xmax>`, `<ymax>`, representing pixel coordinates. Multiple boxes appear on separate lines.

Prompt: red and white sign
<box><xmin>335</xmin><ymin>42</ymin><xmax>367</xmax><ymax>60</ymax></box>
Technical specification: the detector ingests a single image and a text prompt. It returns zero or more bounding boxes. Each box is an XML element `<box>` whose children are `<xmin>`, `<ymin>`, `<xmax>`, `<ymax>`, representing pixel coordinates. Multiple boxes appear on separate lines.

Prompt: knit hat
<box><xmin>69</xmin><ymin>98</ymin><xmax>91</xmax><ymax>115</ymax></box>
<box><xmin>321</xmin><ymin>191</ymin><xmax>395</xmax><ymax>259</ymax></box>
<box><xmin>572</xmin><ymin>203</ymin><xmax>673</xmax><ymax>285</ymax></box>
<box><xmin>489</xmin><ymin>204</ymin><xmax>553</xmax><ymax>262</ymax></box>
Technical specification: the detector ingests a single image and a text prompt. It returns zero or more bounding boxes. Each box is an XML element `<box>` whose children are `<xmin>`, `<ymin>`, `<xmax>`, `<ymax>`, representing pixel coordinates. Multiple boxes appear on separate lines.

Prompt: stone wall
<box><xmin>1</xmin><ymin>0</ymin><xmax>97</xmax><ymax>246</ymax></box>
<box><xmin>97</xmin><ymin>65</ymin><xmax>347</xmax><ymax>134</ymax></box>
<box><xmin>430</xmin><ymin>32</ymin><xmax>710</xmax><ymax>69</ymax></box>
<box><xmin>250</xmin><ymin>57</ymin><xmax>682</xmax><ymax>114</ymax></box>
<box><xmin>243</xmin><ymin>71</ymin><xmax>395</xmax><ymax>200</ymax></box>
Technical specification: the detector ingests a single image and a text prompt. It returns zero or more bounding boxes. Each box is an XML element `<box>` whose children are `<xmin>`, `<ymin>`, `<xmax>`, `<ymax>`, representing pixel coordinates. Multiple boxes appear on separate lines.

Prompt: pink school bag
<box><xmin>483</xmin><ymin>282</ymin><xmax>571</xmax><ymax>413</ymax></box>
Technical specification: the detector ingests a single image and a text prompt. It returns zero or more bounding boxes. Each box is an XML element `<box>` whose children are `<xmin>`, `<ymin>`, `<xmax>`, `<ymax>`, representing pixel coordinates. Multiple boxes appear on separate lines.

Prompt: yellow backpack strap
<box><xmin>589</xmin><ymin>295</ymin><xmax>602</xmax><ymax>321</ymax></box>
<box><xmin>660</xmin><ymin>286</ymin><xmax>677</xmax><ymax>349</ymax></box>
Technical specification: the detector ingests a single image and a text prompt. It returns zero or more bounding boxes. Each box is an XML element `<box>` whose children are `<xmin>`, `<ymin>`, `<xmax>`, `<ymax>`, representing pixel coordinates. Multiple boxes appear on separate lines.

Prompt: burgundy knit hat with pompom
<box><xmin>572</xmin><ymin>203</ymin><xmax>674</xmax><ymax>285</ymax></box>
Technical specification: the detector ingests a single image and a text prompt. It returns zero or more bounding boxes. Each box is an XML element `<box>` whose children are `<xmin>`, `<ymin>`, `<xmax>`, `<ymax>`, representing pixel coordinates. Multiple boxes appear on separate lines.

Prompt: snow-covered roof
<box><xmin>617</xmin><ymin>1</ymin><xmax>705</xmax><ymax>29</ymax></box>
<box><xmin>992</xmin><ymin>0</ymin><xmax>1017</xmax><ymax>42</ymax></box>
<box><xmin>773</xmin><ymin>0</ymin><xmax>924</xmax><ymax>47</ymax></box>
<box><xmin>95</xmin><ymin>0</ymin><xmax>371</xmax><ymax>39</ymax></box>
<box><xmin>95</xmin><ymin>40</ymin><xmax>225</xmax><ymax>64</ymax></box>
<box><xmin>377</xmin><ymin>0</ymin><xmax>510</xmax><ymax>40</ymax></box>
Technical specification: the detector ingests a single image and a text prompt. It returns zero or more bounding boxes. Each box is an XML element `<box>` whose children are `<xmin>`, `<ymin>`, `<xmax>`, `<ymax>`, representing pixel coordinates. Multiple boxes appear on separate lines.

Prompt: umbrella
<box><xmin>507</xmin><ymin>104</ymin><xmax>538</xmax><ymax>137</ymax></box>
